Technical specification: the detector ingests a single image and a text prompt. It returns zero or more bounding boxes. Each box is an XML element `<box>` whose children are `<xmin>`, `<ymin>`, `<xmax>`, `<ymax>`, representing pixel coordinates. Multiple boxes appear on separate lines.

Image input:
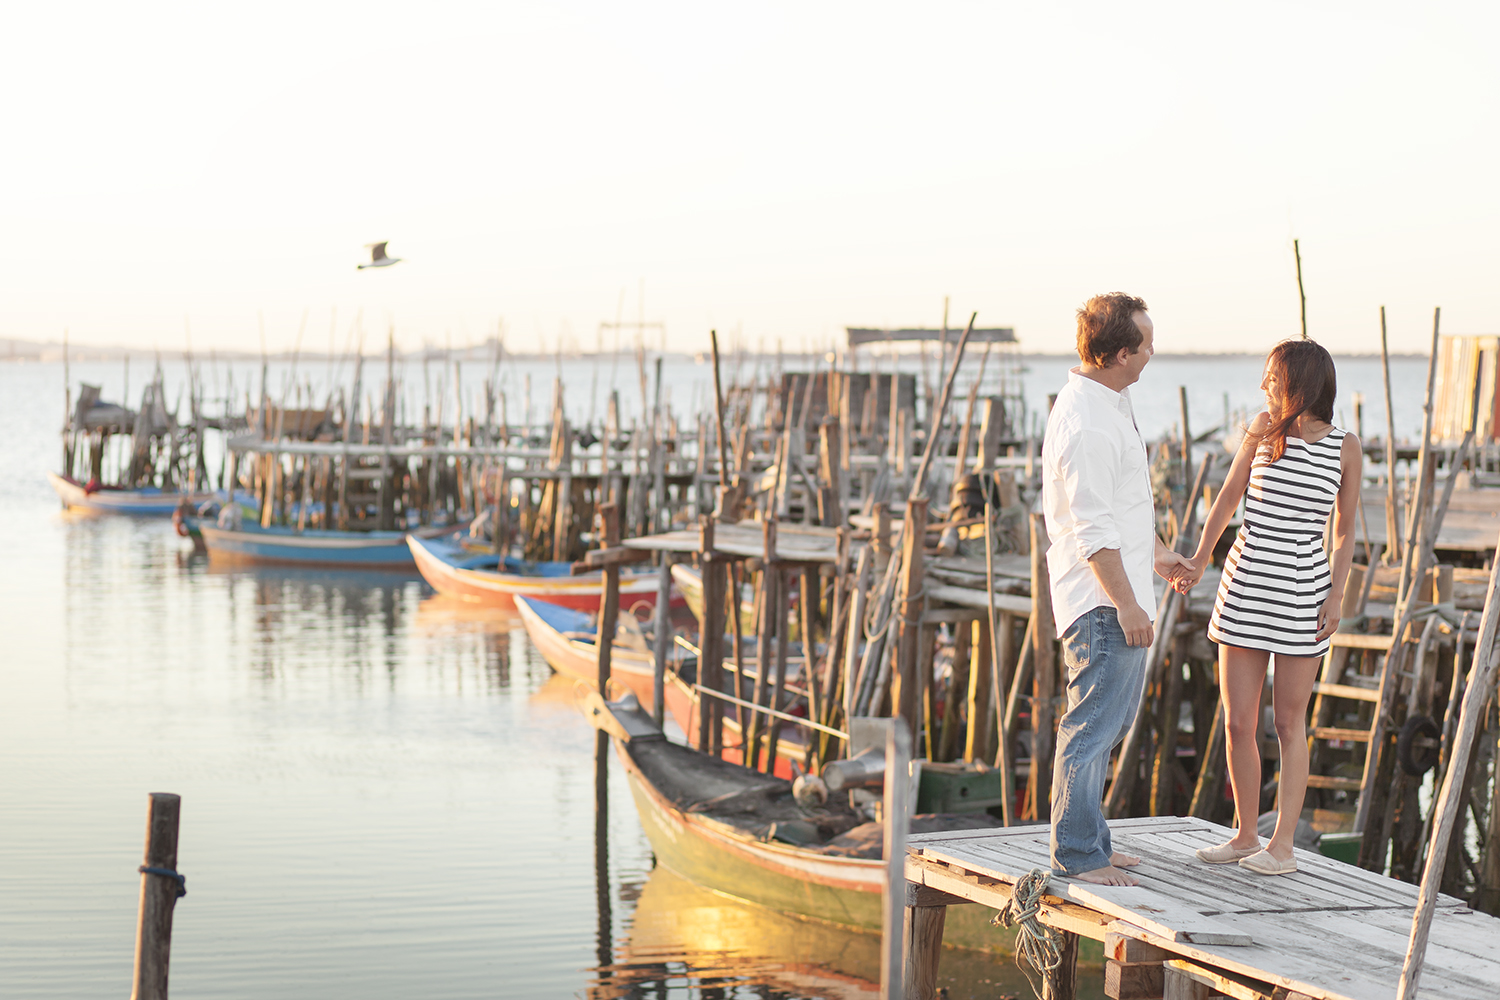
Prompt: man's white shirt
<box><xmin>1041</xmin><ymin>368</ymin><xmax>1157</xmax><ymax>638</ymax></box>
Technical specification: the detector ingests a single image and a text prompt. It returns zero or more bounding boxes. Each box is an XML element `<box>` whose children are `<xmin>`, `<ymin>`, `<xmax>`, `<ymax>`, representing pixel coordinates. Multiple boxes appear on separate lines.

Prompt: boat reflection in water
<box><xmin>594</xmin><ymin>864</ymin><xmax>1108</xmax><ymax>1000</ymax></box>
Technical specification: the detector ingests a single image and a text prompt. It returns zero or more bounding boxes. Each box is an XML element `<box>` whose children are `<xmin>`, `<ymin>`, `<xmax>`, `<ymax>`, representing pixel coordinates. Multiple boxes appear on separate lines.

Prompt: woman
<box><xmin>1172</xmin><ymin>339</ymin><xmax>1361</xmax><ymax>875</ymax></box>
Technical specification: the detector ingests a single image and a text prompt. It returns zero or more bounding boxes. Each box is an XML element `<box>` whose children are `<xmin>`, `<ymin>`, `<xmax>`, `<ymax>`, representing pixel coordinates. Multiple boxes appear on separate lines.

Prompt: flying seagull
<box><xmin>357</xmin><ymin>242</ymin><xmax>402</xmax><ymax>270</ymax></box>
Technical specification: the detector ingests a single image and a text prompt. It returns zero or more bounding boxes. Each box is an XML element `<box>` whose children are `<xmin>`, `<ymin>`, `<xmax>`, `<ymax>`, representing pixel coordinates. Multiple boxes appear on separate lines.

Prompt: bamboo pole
<box><xmin>1294</xmin><ymin>238</ymin><xmax>1308</xmax><ymax>340</ymax></box>
<box><xmin>1380</xmin><ymin>308</ymin><xmax>1401</xmax><ymax>564</ymax></box>
<box><xmin>1396</xmin><ymin>529</ymin><xmax>1500</xmax><ymax>999</ymax></box>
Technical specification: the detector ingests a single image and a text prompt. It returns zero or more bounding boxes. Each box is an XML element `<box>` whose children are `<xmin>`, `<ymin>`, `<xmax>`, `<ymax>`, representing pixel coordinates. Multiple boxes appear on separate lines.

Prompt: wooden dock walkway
<box><xmin>904</xmin><ymin>816</ymin><xmax>1500</xmax><ymax>1000</ymax></box>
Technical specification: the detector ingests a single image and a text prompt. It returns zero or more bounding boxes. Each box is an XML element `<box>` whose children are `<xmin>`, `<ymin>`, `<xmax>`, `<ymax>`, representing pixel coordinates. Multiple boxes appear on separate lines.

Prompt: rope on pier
<box><xmin>991</xmin><ymin>867</ymin><xmax>1060</xmax><ymax>1000</ymax></box>
<box><xmin>138</xmin><ymin>865</ymin><xmax>187</xmax><ymax>898</ymax></box>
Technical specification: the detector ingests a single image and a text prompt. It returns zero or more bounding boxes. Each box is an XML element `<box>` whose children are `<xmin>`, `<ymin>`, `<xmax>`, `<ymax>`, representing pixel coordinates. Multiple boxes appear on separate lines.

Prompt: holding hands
<box><xmin>1167</xmin><ymin>553</ymin><xmax>1208</xmax><ymax>595</ymax></box>
<box><xmin>1154</xmin><ymin>546</ymin><xmax>1202</xmax><ymax>595</ymax></box>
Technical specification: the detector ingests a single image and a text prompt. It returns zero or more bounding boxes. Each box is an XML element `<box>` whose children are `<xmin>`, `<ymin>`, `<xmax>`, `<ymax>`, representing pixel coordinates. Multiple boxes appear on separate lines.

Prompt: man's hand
<box><xmin>1170</xmin><ymin>554</ymin><xmax>1207</xmax><ymax>595</ymax></box>
<box><xmin>1155</xmin><ymin>547</ymin><xmax>1191</xmax><ymax>581</ymax></box>
<box><xmin>1118</xmin><ymin>602</ymin><xmax>1154</xmax><ymax>647</ymax></box>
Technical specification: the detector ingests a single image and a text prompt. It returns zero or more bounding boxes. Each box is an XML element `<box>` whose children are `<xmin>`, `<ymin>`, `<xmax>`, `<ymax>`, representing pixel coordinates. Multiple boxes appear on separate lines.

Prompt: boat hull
<box><xmin>409</xmin><ymin>534</ymin><xmax>669</xmax><ymax>611</ymax></box>
<box><xmin>199</xmin><ymin>524</ymin><xmax>416</xmax><ymax>568</ymax></box>
<box><xmin>616</xmin><ymin>736</ymin><xmax>1026</xmax><ymax>953</ymax></box>
<box><xmin>513</xmin><ymin>595</ymin><xmax>679</xmax><ymax>710</ymax></box>
<box><xmin>48</xmin><ymin>472</ymin><xmax>215</xmax><ymax>516</ymax></box>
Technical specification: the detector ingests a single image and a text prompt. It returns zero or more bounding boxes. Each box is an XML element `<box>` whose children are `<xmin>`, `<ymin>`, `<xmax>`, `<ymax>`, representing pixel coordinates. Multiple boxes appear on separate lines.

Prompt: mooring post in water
<box><xmin>131</xmin><ymin>792</ymin><xmax>185</xmax><ymax>1000</ymax></box>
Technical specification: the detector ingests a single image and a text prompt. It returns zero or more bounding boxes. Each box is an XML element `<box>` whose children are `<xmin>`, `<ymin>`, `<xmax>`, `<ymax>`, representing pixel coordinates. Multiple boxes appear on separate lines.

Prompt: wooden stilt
<box><xmin>901</xmin><ymin>905</ymin><xmax>947</xmax><ymax>1000</ymax></box>
<box><xmin>1028</xmin><ymin>512</ymin><xmax>1056</xmax><ymax>821</ymax></box>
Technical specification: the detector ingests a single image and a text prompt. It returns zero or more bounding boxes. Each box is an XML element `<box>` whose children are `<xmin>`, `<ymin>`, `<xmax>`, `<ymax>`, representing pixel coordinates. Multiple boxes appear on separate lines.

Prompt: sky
<box><xmin>1</xmin><ymin>2</ymin><xmax>1495</xmax><ymax>357</ymax></box>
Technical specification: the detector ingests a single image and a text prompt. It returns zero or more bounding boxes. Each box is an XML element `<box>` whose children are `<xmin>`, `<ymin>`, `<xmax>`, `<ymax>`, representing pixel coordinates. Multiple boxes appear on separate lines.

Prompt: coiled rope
<box><xmin>991</xmin><ymin>868</ymin><xmax>1061</xmax><ymax>1000</ymax></box>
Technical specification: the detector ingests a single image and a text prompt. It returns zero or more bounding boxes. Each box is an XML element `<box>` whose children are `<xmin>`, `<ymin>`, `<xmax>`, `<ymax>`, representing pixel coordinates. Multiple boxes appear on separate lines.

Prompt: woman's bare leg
<box><xmin>1266</xmin><ymin>652</ymin><xmax>1321</xmax><ymax>861</ymax></box>
<box><xmin>1220</xmin><ymin>644</ymin><xmax>1271</xmax><ymax>848</ymax></box>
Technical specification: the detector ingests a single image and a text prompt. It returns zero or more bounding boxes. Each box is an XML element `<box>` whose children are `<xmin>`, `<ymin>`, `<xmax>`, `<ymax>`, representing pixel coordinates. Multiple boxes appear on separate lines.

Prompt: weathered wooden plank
<box><xmin>1311</xmin><ymin>682</ymin><xmax>1381</xmax><ymax>703</ymax></box>
<box><xmin>1164</xmin><ymin>959</ymin><xmax>1275</xmax><ymax>1000</ymax></box>
<box><xmin>1119</xmin><ymin>835</ymin><xmax>1381</xmax><ymax>915</ymax></box>
<box><xmin>1147</xmin><ymin>830</ymin><xmax>1398</xmax><ymax>911</ymax></box>
<box><xmin>904</xmin><ymin>854</ymin><xmax>1114</xmax><ymax>941</ymax></box>
<box><xmin>1329</xmin><ymin>633</ymin><xmax>1396</xmax><ymax>651</ymax></box>
<box><xmin>918</xmin><ymin>841</ymin><xmax>1255</xmax><ymax>946</ymax></box>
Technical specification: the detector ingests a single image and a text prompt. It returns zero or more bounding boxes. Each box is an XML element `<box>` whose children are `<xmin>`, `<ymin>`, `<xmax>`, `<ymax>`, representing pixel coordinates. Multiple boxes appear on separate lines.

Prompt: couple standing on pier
<box><xmin>1042</xmin><ymin>293</ymin><xmax>1363</xmax><ymax>884</ymax></box>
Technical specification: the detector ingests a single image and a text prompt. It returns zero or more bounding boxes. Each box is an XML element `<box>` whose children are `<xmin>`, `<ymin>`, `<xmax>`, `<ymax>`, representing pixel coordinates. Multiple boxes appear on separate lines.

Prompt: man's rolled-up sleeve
<box><xmin>1053</xmin><ymin>424</ymin><xmax>1120</xmax><ymax>562</ymax></box>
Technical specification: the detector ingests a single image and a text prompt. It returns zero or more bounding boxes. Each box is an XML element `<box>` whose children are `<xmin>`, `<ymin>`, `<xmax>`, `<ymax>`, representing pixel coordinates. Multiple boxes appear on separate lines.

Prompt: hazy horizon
<box><xmin>1</xmin><ymin>3</ymin><xmax>1494</xmax><ymax>357</ymax></box>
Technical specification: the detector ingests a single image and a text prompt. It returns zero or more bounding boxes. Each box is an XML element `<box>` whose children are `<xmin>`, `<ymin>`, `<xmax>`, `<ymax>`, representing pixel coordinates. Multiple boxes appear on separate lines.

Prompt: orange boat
<box><xmin>407</xmin><ymin>533</ymin><xmax>672</xmax><ymax>611</ymax></box>
<box><xmin>513</xmin><ymin>594</ymin><xmax>810</xmax><ymax>779</ymax></box>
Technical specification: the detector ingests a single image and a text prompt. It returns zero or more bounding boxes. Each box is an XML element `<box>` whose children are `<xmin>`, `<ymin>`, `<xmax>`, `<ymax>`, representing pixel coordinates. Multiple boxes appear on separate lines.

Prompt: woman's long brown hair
<box><xmin>1254</xmin><ymin>339</ymin><xmax>1337</xmax><ymax>463</ymax></box>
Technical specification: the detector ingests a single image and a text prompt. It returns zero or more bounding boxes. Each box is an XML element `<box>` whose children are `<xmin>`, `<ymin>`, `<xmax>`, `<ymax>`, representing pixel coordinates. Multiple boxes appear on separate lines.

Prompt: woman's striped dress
<box><xmin>1208</xmin><ymin>427</ymin><xmax>1346</xmax><ymax>657</ymax></box>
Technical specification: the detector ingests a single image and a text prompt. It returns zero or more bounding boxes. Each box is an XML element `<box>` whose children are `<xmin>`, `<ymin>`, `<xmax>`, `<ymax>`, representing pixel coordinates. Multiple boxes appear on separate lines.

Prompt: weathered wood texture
<box><xmin>131</xmin><ymin>792</ymin><xmax>184</xmax><ymax>1000</ymax></box>
<box><xmin>904</xmin><ymin>815</ymin><xmax>1500</xmax><ymax>1000</ymax></box>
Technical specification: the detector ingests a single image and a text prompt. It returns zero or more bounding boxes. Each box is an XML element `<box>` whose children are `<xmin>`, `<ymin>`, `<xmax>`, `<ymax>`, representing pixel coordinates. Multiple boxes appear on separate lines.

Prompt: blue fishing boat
<box><xmin>198</xmin><ymin>521</ymin><xmax>454</xmax><ymax>569</ymax></box>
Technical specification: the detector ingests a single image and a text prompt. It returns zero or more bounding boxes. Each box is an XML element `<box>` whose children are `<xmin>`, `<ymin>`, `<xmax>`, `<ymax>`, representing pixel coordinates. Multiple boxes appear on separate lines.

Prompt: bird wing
<box><xmin>368</xmin><ymin>242</ymin><xmax>388</xmax><ymax>262</ymax></box>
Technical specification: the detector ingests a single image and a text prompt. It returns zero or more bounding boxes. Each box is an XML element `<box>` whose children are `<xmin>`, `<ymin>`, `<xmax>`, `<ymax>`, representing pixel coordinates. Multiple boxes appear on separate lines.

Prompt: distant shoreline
<box><xmin>0</xmin><ymin>342</ymin><xmax>1434</xmax><ymax>364</ymax></box>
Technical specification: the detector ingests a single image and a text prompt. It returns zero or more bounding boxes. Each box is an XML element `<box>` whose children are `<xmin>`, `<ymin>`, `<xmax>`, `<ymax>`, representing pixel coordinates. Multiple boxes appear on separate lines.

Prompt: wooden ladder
<box><xmin>1305</xmin><ymin>630</ymin><xmax>1397</xmax><ymax>797</ymax></box>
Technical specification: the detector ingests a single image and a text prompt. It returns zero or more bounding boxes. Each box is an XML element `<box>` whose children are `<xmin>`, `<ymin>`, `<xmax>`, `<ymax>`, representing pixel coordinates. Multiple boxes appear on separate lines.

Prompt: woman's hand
<box><xmin>1170</xmin><ymin>554</ymin><xmax>1207</xmax><ymax>595</ymax></box>
<box><xmin>1315</xmin><ymin>593</ymin><xmax>1343</xmax><ymax>641</ymax></box>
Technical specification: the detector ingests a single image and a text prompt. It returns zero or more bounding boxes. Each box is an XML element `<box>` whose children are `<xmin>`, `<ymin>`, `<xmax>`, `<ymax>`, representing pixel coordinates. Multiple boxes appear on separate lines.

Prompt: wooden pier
<box><xmin>903</xmin><ymin>815</ymin><xmax>1500</xmax><ymax>1000</ymax></box>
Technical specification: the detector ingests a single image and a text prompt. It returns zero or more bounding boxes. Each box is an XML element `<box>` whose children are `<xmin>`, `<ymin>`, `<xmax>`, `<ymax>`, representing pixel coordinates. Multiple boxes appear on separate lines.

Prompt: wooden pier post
<box><xmin>651</xmin><ymin>554</ymin><xmax>671</xmax><ymax>727</ymax></box>
<box><xmin>880</xmin><ymin>719</ymin><xmax>912</xmax><ymax>1000</ymax></box>
<box><xmin>595</xmin><ymin>503</ymin><xmax>621</xmax><ymax>695</ymax></box>
<box><xmin>131</xmin><ymin>792</ymin><xmax>185</xmax><ymax>1000</ymax></box>
<box><xmin>894</xmin><ymin>497</ymin><xmax>929</xmax><ymax>747</ymax></box>
<box><xmin>1028</xmin><ymin>512</ymin><xmax>1056</xmax><ymax>821</ymax></box>
<box><xmin>698</xmin><ymin>517</ymin><xmax>725</xmax><ymax>757</ymax></box>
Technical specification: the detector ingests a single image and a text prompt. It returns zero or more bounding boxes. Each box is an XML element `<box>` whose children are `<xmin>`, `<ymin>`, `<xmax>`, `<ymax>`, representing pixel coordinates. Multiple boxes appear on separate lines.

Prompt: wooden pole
<box><xmin>1294</xmin><ymin>238</ymin><xmax>1308</xmax><ymax>340</ymax></box>
<box><xmin>1178</xmin><ymin>385</ymin><xmax>1192</xmax><ymax>521</ymax></box>
<box><xmin>131</xmin><ymin>792</ymin><xmax>185</xmax><ymax>1000</ymax></box>
<box><xmin>1027</xmin><ymin>513</ymin><xmax>1057</xmax><ymax>820</ymax></box>
<box><xmin>879</xmin><ymin>719</ymin><xmax>912</xmax><ymax>1000</ymax></box>
<box><xmin>800</xmin><ymin>566</ymin><xmax>823</xmax><ymax>770</ymax></box>
<box><xmin>985</xmin><ymin>492</ymin><xmax>1015</xmax><ymax>825</ymax></box>
<box><xmin>699</xmin><ymin>518</ymin><xmax>725</xmax><ymax>757</ymax></box>
<box><xmin>1358</xmin><ymin>312</ymin><xmax>1443</xmax><ymax>839</ymax></box>
<box><xmin>1380</xmin><ymin>307</ymin><xmax>1401</xmax><ymax>564</ymax></box>
<box><xmin>894</xmin><ymin>497</ymin><xmax>930</xmax><ymax>746</ymax></box>
<box><xmin>764</xmin><ymin>564</ymin><xmax>793</xmax><ymax>774</ymax></box>
<box><xmin>1395</xmin><ymin>528</ymin><xmax>1500</xmax><ymax>999</ymax></box>
<box><xmin>746</xmin><ymin>520</ymin><xmax>778</xmax><ymax>769</ymax></box>
<box><xmin>595</xmin><ymin>503</ymin><xmax>621</xmax><ymax>695</ymax></box>
<box><xmin>651</xmin><ymin>555</ymin><xmax>671</xmax><ymax>727</ymax></box>
<box><xmin>909</xmin><ymin>314</ymin><xmax>975</xmax><ymax>499</ymax></box>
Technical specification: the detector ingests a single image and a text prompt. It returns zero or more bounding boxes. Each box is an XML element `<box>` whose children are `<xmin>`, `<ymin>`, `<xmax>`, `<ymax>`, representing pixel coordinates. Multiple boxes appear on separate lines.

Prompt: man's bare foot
<box><xmin>1073</xmin><ymin>865</ymin><xmax>1138</xmax><ymax>886</ymax></box>
<box><xmin>1111</xmin><ymin>851</ymin><xmax>1141</xmax><ymax>868</ymax></box>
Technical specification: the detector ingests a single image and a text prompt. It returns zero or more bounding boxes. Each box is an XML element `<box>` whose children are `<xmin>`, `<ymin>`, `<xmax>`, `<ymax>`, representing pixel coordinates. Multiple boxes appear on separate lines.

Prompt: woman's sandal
<box><xmin>1195</xmin><ymin>841</ymin><xmax>1261</xmax><ymax>864</ymax></box>
<box><xmin>1238</xmin><ymin>849</ymin><xmax>1298</xmax><ymax>876</ymax></box>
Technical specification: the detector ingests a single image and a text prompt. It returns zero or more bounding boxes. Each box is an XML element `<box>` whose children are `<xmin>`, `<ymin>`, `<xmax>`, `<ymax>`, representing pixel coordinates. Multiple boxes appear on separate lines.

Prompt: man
<box><xmin>1042</xmin><ymin>292</ymin><xmax>1186</xmax><ymax>886</ymax></box>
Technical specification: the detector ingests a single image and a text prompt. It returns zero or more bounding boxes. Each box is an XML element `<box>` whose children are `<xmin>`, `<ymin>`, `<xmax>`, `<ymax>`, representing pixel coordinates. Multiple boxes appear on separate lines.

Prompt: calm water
<box><xmin>0</xmin><ymin>352</ymin><xmax>1430</xmax><ymax>999</ymax></box>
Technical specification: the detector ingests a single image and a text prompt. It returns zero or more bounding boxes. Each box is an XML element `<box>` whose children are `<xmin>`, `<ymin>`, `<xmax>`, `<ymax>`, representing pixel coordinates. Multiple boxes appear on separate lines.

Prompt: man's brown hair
<box><xmin>1076</xmin><ymin>293</ymin><xmax>1149</xmax><ymax>368</ymax></box>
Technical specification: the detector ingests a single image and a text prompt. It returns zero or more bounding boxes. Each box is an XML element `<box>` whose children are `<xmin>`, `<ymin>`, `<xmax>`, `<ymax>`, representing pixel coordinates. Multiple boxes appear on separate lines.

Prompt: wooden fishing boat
<box><xmin>409</xmin><ymin>534</ymin><xmax>671</xmax><ymax>611</ymax></box>
<box><xmin>514</xmin><ymin>595</ymin><xmax>674</xmax><ymax>708</ymax></box>
<box><xmin>198</xmin><ymin>521</ymin><xmax>446</xmax><ymax>569</ymax></box>
<box><xmin>48</xmin><ymin>472</ymin><xmax>216</xmax><ymax>516</ymax></box>
<box><xmin>601</xmin><ymin>693</ymin><xmax>1046</xmax><ymax>955</ymax></box>
<box><xmin>515</xmin><ymin>594</ymin><xmax>810</xmax><ymax>778</ymax></box>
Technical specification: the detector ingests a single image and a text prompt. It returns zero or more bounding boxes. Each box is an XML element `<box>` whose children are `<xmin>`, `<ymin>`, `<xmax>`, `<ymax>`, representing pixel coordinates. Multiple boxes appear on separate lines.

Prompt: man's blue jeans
<box><xmin>1049</xmin><ymin>605</ymin><xmax>1151</xmax><ymax>876</ymax></box>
